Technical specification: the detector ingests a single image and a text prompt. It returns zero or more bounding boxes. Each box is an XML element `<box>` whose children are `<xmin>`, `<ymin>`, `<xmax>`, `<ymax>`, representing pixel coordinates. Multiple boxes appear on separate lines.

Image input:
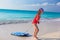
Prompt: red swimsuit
<box><xmin>32</xmin><ymin>14</ymin><xmax>40</xmax><ymax>24</ymax></box>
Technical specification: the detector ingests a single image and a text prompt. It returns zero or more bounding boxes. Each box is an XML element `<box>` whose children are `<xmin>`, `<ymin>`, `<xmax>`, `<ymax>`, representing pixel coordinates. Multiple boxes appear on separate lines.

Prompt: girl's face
<box><xmin>39</xmin><ymin>9</ymin><xmax>43</xmax><ymax>13</ymax></box>
<box><xmin>38</xmin><ymin>9</ymin><xmax>43</xmax><ymax>14</ymax></box>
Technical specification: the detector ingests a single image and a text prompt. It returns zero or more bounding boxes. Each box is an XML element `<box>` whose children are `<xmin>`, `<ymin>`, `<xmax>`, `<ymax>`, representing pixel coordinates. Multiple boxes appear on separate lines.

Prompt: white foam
<box><xmin>41</xmin><ymin>18</ymin><xmax>60</xmax><ymax>22</ymax></box>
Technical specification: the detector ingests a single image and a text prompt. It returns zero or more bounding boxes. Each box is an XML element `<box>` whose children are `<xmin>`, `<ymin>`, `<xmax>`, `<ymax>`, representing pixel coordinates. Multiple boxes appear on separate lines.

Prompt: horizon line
<box><xmin>0</xmin><ymin>8</ymin><xmax>60</xmax><ymax>13</ymax></box>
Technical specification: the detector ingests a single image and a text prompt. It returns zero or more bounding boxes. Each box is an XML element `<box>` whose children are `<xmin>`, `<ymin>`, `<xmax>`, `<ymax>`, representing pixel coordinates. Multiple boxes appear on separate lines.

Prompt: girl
<box><xmin>32</xmin><ymin>8</ymin><xmax>44</xmax><ymax>39</ymax></box>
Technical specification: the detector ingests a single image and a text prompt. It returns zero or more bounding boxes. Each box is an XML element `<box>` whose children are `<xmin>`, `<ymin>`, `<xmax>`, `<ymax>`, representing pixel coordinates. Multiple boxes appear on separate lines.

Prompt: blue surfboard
<box><xmin>11</xmin><ymin>32</ymin><xmax>31</xmax><ymax>37</ymax></box>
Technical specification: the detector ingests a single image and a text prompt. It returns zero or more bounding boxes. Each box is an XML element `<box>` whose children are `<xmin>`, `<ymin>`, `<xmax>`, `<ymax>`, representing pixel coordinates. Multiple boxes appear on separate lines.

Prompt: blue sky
<box><xmin>0</xmin><ymin>0</ymin><xmax>60</xmax><ymax>12</ymax></box>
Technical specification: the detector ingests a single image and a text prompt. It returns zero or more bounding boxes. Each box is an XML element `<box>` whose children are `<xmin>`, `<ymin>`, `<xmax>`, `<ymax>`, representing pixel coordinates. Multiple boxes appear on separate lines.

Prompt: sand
<box><xmin>0</xmin><ymin>21</ymin><xmax>60</xmax><ymax>40</ymax></box>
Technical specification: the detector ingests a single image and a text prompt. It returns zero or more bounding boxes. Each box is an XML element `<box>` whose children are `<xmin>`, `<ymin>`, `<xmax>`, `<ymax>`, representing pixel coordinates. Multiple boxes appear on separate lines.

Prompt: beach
<box><xmin>0</xmin><ymin>20</ymin><xmax>60</xmax><ymax>40</ymax></box>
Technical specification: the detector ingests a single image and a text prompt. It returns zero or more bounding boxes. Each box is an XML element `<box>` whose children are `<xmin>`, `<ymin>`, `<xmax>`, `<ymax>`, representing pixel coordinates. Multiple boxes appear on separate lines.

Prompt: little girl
<box><xmin>32</xmin><ymin>8</ymin><xmax>44</xmax><ymax>39</ymax></box>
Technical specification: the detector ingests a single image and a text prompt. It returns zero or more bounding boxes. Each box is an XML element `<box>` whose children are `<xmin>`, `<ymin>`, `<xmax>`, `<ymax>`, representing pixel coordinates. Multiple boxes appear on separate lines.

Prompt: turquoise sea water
<box><xmin>0</xmin><ymin>9</ymin><xmax>60</xmax><ymax>24</ymax></box>
<box><xmin>0</xmin><ymin>9</ymin><xmax>60</xmax><ymax>20</ymax></box>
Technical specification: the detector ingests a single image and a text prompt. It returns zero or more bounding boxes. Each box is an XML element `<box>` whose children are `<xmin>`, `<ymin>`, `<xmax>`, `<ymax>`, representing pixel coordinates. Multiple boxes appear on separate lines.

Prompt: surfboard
<box><xmin>11</xmin><ymin>32</ymin><xmax>31</xmax><ymax>37</ymax></box>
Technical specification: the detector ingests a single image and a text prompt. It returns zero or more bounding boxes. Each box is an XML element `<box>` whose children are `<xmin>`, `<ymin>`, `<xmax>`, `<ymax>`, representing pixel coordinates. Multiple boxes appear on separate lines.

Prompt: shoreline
<box><xmin>0</xmin><ymin>18</ymin><xmax>60</xmax><ymax>25</ymax></box>
<box><xmin>0</xmin><ymin>20</ymin><xmax>31</xmax><ymax>25</ymax></box>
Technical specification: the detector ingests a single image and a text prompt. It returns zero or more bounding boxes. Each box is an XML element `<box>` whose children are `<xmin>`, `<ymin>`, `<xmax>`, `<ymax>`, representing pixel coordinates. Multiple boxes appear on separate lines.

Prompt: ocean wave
<box><xmin>0</xmin><ymin>20</ymin><xmax>31</xmax><ymax>25</ymax></box>
<box><xmin>41</xmin><ymin>18</ymin><xmax>60</xmax><ymax>22</ymax></box>
<box><xmin>0</xmin><ymin>18</ymin><xmax>60</xmax><ymax>25</ymax></box>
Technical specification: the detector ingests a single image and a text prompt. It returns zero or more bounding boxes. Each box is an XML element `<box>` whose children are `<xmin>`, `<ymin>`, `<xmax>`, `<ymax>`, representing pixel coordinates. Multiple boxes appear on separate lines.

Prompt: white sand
<box><xmin>0</xmin><ymin>21</ymin><xmax>60</xmax><ymax>40</ymax></box>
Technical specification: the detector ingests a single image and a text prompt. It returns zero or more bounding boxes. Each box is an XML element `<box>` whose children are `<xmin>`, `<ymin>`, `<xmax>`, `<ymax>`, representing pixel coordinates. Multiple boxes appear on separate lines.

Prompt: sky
<box><xmin>0</xmin><ymin>0</ymin><xmax>60</xmax><ymax>12</ymax></box>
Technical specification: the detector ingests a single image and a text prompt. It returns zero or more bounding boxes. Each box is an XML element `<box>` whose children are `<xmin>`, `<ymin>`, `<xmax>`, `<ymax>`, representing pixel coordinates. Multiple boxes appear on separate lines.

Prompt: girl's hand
<box><xmin>38</xmin><ymin>21</ymin><xmax>39</xmax><ymax>24</ymax></box>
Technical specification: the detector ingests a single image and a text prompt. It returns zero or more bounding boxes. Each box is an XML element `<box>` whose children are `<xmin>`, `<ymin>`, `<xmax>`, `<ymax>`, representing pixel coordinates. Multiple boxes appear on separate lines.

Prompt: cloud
<box><xmin>42</xmin><ymin>2</ymin><xmax>48</xmax><ymax>6</ymax></box>
<box><xmin>23</xmin><ymin>2</ymin><xmax>56</xmax><ymax>7</ymax></box>
<box><xmin>23</xmin><ymin>4</ymin><xmax>40</xmax><ymax>6</ymax></box>
<box><xmin>56</xmin><ymin>2</ymin><xmax>60</xmax><ymax>6</ymax></box>
<box><xmin>23</xmin><ymin>2</ymin><xmax>60</xmax><ymax>7</ymax></box>
<box><xmin>23</xmin><ymin>2</ymin><xmax>49</xmax><ymax>6</ymax></box>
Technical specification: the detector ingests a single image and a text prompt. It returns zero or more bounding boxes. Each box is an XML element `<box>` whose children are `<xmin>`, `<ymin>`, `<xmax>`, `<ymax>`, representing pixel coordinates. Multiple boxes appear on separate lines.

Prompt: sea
<box><xmin>0</xmin><ymin>9</ymin><xmax>60</xmax><ymax>25</ymax></box>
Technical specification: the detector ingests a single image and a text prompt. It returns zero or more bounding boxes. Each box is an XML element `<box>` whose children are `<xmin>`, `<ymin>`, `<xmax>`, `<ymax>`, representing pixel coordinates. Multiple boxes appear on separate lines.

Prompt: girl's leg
<box><xmin>32</xmin><ymin>24</ymin><xmax>39</xmax><ymax>39</ymax></box>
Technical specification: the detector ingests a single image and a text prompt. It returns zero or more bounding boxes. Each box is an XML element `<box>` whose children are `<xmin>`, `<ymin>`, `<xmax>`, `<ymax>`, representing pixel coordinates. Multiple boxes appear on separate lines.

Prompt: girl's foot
<box><xmin>33</xmin><ymin>36</ymin><xmax>38</xmax><ymax>40</ymax></box>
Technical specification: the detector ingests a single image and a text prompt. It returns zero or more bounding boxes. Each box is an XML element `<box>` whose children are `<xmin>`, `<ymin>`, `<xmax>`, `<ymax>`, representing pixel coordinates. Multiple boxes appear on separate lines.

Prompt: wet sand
<box><xmin>0</xmin><ymin>21</ymin><xmax>60</xmax><ymax>40</ymax></box>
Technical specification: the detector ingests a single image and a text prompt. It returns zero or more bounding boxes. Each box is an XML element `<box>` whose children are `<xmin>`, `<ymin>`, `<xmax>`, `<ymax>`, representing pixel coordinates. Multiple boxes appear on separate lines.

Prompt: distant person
<box><xmin>32</xmin><ymin>8</ymin><xmax>44</xmax><ymax>39</ymax></box>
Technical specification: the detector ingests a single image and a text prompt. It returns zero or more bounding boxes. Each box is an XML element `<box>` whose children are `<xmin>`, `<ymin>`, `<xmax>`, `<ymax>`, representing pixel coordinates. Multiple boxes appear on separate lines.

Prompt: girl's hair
<box><xmin>37</xmin><ymin>8</ymin><xmax>44</xmax><ymax>15</ymax></box>
<box><xmin>39</xmin><ymin>8</ymin><xmax>44</xmax><ymax>12</ymax></box>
